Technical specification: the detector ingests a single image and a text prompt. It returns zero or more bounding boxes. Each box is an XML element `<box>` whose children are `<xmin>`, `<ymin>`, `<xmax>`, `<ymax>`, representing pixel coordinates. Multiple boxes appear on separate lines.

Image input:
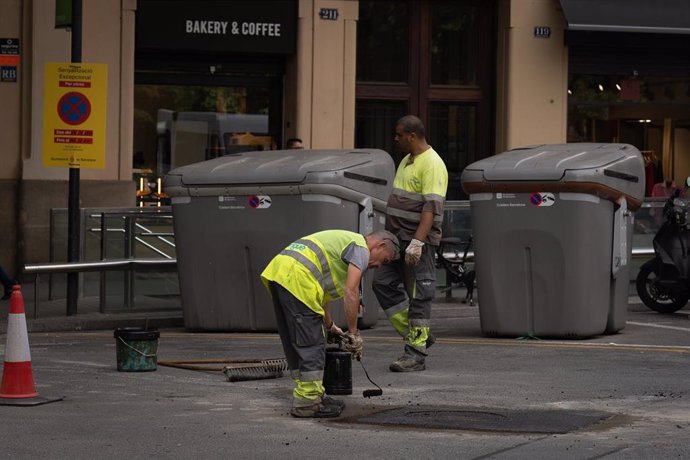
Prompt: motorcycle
<box><xmin>636</xmin><ymin>182</ymin><xmax>690</xmax><ymax>313</ymax></box>
<box><xmin>435</xmin><ymin>235</ymin><xmax>476</xmax><ymax>305</ymax></box>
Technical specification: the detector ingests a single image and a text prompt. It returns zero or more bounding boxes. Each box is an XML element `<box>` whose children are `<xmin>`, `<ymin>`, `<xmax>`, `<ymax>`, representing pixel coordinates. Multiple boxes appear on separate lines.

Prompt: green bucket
<box><xmin>114</xmin><ymin>327</ymin><xmax>160</xmax><ymax>372</ymax></box>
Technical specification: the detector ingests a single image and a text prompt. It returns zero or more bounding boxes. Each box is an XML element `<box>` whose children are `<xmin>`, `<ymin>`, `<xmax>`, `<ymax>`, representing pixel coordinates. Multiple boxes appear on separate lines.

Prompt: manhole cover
<box><xmin>350</xmin><ymin>406</ymin><xmax>613</xmax><ymax>434</ymax></box>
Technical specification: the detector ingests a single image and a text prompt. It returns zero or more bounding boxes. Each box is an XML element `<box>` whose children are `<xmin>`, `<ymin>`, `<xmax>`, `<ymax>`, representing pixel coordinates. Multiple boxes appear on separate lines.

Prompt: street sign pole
<box><xmin>66</xmin><ymin>0</ymin><xmax>81</xmax><ymax>316</ymax></box>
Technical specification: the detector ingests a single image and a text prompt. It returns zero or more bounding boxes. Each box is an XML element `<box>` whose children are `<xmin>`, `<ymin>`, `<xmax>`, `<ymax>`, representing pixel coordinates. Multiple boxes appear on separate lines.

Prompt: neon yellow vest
<box><xmin>261</xmin><ymin>230</ymin><xmax>367</xmax><ymax>315</ymax></box>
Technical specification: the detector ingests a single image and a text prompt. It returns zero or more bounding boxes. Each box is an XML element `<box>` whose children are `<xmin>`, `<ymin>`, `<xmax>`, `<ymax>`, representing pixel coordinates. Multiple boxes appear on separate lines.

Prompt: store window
<box><xmin>567</xmin><ymin>30</ymin><xmax>690</xmax><ymax>197</ymax></box>
<box><xmin>132</xmin><ymin>76</ymin><xmax>278</xmax><ymax>206</ymax></box>
<box><xmin>134</xmin><ymin>84</ymin><xmax>272</xmax><ymax>176</ymax></box>
<box><xmin>355</xmin><ymin>0</ymin><xmax>495</xmax><ymax>200</ymax></box>
<box><xmin>568</xmin><ymin>74</ymin><xmax>690</xmax><ymax>196</ymax></box>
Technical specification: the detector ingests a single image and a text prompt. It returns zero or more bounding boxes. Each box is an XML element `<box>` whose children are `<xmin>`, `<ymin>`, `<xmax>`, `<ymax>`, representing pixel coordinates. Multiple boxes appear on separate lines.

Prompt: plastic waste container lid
<box><xmin>471</xmin><ymin>143</ymin><xmax>632</xmax><ymax>181</ymax></box>
<box><xmin>461</xmin><ymin>143</ymin><xmax>645</xmax><ymax>209</ymax></box>
<box><xmin>167</xmin><ymin>149</ymin><xmax>382</xmax><ymax>186</ymax></box>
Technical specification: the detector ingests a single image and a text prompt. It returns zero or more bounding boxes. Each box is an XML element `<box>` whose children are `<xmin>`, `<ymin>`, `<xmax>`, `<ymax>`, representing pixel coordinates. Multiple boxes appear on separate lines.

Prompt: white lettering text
<box><xmin>240</xmin><ymin>22</ymin><xmax>281</xmax><ymax>37</ymax></box>
<box><xmin>185</xmin><ymin>20</ymin><xmax>229</xmax><ymax>35</ymax></box>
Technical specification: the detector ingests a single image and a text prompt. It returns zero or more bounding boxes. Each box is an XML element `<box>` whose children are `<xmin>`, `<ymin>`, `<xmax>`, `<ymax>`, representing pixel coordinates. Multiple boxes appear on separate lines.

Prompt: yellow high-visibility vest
<box><xmin>261</xmin><ymin>230</ymin><xmax>367</xmax><ymax>315</ymax></box>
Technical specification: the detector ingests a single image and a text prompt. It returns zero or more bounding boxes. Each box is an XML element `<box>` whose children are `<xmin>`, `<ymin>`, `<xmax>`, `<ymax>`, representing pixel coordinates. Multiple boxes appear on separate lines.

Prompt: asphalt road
<box><xmin>2</xmin><ymin>297</ymin><xmax>690</xmax><ymax>459</ymax></box>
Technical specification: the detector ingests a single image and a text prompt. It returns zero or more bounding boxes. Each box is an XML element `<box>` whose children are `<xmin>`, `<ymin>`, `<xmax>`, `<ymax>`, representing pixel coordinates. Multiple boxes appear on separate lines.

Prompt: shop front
<box><xmin>562</xmin><ymin>0</ymin><xmax>690</xmax><ymax>195</ymax></box>
<box><xmin>133</xmin><ymin>0</ymin><xmax>296</xmax><ymax>205</ymax></box>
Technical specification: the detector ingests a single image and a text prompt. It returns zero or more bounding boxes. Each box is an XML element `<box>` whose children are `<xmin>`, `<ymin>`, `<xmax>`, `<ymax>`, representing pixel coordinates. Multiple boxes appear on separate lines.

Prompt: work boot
<box><xmin>389</xmin><ymin>354</ymin><xmax>425</xmax><ymax>372</ymax></box>
<box><xmin>290</xmin><ymin>400</ymin><xmax>342</xmax><ymax>418</ymax></box>
<box><xmin>426</xmin><ymin>333</ymin><xmax>436</xmax><ymax>349</ymax></box>
<box><xmin>321</xmin><ymin>396</ymin><xmax>346</xmax><ymax>410</ymax></box>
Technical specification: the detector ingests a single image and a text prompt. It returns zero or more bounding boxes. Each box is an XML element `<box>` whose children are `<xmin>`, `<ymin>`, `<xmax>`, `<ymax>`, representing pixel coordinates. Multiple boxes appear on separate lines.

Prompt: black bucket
<box><xmin>114</xmin><ymin>327</ymin><xmax>160</xmax><ymax>372</ymax></box>
<box><xmin>324</xmin><ymin>349</ymin><xmax>352</xmax><ymax>395</ymax></box>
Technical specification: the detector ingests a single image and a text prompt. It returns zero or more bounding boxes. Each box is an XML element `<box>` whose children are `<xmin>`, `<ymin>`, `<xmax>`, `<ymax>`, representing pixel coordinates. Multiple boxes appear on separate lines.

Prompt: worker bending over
<box><xmin>261</xmin><ymin>229</ymin><xmax>399</xmax><ymax>418</ymax></box>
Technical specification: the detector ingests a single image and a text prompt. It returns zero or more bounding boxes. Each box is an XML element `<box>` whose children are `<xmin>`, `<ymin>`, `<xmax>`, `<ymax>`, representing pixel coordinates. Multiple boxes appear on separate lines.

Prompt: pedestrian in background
<box><xmin>261</xmin><ymin>229</ymin><xmax>399</xmax><ymax>418</ymax></box>
<box><xmin>286</xmin><ymin>138</ymin><xmax>304</xmax><ymax>149</ymax></box>
<box><xmin>373</xmin><ymin>114</ymin><xmax>448</xmax><ymax>372</ymax></box>
<box><xmin>651</xmin><ymin>178</ymin><xmax>684</xmax><ymax>198</ymax></box>
<box><xmin>1</xmin><ymin>265</ymin><xmax>17</xmax><ymax>300</ymax></box>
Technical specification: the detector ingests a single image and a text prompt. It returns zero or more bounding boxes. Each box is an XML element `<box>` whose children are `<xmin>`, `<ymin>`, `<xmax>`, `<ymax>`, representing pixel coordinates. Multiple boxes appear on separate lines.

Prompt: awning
<box><xmin>560</xmin><ymin>0</ymin><xmax>690</xmax><ymax>34</ymax></box>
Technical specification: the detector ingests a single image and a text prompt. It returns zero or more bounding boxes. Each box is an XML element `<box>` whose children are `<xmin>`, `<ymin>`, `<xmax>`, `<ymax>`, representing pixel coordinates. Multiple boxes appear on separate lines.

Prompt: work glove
<box><xmin>405</xmin><ymin>239</ymin><xmax>425</xmax><ymax>266</ymax></box>
<box><xmin>326</xmin><ymin>322</ymin><xmax>345</xmax><ymax>344</ymax></box>
<box><xmin>343</xmin><ymin>331</ymin><xmax>363</xmax><ymax>360</ymax></box>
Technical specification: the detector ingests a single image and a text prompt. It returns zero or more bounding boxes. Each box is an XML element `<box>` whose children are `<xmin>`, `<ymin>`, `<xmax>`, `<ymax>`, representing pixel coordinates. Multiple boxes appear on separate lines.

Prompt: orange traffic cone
<box><xmin>0</xmin><ymin>285</ymin><xmax>38</xmax><ymax>398</ymax></box>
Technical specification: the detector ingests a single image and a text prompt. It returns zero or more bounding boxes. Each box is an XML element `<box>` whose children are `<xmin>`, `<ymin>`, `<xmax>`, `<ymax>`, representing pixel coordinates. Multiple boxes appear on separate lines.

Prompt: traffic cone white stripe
<box><xmin>5</xmin><ymin>313</ymin><xmax>31</xmax><ymax>362</ymax></box>
<box><xmin>1</xmin><ymin>285</ymin><xmax>39</xmax><ymax>399</ymax></box>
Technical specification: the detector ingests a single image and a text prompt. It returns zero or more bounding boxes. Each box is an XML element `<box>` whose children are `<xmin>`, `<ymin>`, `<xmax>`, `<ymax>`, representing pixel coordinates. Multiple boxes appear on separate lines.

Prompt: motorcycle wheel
<box><xmin>636</xmin><ymin>259</ymin><xmax>689</xmax><ymax>314</ymax></box>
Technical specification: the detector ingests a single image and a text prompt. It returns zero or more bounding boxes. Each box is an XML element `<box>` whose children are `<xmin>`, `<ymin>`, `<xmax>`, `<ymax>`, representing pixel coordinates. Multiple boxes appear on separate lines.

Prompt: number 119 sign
<box><xmin>42</xmin><ymin>62</ymin><xmax>107</xmax><ymax>168</ymax></box>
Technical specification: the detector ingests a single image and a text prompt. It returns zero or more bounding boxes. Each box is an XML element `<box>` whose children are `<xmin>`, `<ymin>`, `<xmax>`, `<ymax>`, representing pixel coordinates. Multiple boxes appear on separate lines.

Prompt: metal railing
<box><xmin>441</xmin><ymin>199</ymin><xmax>662</xmax><ymax>262</ymax></box>
<box><xmin>91</xmin><ymin>209</ymin><xmax>176</xmax><ymax>311</ymax></box>
<box><xmin>29</xmin><ymin>199</ymin><xmax>665</xmax><ymax>318</ymax></box>
<box><xmin>23</xmin><ymin>259</ymin><xmax>177</xmax><ymax>319</ymax></box>
<box><xmin>31</xmin><ymin>207</ymin><xmax>178</xmax><ymax>318</ymax></box>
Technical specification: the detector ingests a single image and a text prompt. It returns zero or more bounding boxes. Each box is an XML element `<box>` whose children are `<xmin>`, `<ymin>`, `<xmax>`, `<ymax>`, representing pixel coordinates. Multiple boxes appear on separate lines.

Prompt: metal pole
<box><xmin>99</xmin><ymin>211</ymin><xmax>107</xmax><ymax>313</ymax></box>
<box><xmin>66</xmin><ymin>0</ymin><xmax>82</xmax><ymax>316</ymax></box>
<box><xmin>124</xmin><ymin>216</ymin><xmax>134</xmax><ymax>309</ymax></box>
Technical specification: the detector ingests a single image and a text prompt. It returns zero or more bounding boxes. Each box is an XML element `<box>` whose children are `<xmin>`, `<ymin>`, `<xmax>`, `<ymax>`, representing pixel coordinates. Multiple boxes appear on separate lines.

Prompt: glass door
<box><xmin>355</xmin><ymin>0</ymin><xmax>496</xmax><ymax>199</ymax></box>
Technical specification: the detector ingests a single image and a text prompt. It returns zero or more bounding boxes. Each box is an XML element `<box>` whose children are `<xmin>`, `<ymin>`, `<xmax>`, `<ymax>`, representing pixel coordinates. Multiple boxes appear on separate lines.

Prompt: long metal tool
<box><xmin>158</xmin><ymin>358</ymin><xmax>288</xmax><ymax>382</ymax></box>
<box><xmin>358</xmin><ymin>358</ymin><xmax>383</xmax><ymax>397</ymax></box>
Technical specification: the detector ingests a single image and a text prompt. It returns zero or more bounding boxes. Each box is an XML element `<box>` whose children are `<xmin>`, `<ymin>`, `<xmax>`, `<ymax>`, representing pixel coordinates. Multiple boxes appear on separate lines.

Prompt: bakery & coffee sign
<box><xmin>136</xmin><ymin>0</ymin><xmax>296</xmax><ymax>54</ymax></box>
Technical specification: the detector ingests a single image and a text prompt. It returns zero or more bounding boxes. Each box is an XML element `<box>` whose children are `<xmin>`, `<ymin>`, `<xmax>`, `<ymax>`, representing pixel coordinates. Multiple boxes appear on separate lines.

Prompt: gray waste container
<box><xmin>460</xmin><ymin>143</ymin><xmax>645</xmax><ymax>338</ymax></box>
<box><xmin>165</xmin><ymin>149</ymin><xmax>394</xmax><ymax>332</ymax></box>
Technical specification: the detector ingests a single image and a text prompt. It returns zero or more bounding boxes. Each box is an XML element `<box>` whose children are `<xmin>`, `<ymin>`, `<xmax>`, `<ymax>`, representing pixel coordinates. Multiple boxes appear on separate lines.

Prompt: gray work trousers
<box><xmin>372</xmin><ymin>241</ymin><xmax>437</xmax><ymax>339</ymax></box>
<box><xmin>268</xmin><ymin>282</ymin><xmax>325</xmax><ymax>383</ymax></box>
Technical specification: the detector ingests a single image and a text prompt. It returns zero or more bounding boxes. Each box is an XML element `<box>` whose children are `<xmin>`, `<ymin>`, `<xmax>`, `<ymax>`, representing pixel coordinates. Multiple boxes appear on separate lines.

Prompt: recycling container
<box><xmin>165</xmin><ymin>149</ymin><xmax>394</xmax><ymax>331</ymax></box>
<box><xmin>461</xmin><ymin>143</ymin><xmax>645</xmax><ymax>338</ymax></box>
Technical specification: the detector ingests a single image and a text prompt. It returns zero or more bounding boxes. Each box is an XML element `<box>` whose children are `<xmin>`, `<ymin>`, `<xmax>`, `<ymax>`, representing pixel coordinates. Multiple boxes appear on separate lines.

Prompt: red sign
<box><xmin>0</xmin><ymin>55</ymin><xmax>19</xmax><ymax>65</ymax></box>
<box><xmin>59</xmin><ymin>81</ymin><xmax>92</xmax><ymax>88</ymax></box>
<box><xmin>57</xmin><ymin>92</ymin><xmax>92</xmax><ymax>125</ymax></box>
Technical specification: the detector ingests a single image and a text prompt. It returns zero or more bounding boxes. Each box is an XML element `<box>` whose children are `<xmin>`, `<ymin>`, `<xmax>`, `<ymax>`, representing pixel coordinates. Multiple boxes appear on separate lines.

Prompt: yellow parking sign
<box><xmin>43</xmin><ymin>62</ymin><xmax>107</xmax><ymax>168</ymax></box>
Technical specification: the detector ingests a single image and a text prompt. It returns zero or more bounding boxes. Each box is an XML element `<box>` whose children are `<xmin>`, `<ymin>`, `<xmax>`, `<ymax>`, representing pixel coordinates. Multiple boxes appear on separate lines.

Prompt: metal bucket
<box><xmin>114</xmin><ymin>327</ymin><xmax>160</xmax><ymax>372</ymax></box>
<box><xmin>323</xmin><ymin>349</ymin><xmax>352</xmax><ymax>395</ymax></box>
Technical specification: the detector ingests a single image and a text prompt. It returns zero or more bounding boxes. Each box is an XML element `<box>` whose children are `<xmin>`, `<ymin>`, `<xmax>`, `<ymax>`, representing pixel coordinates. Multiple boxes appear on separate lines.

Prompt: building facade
<box><xmin>1</xmin><ymin>0</ymin><xmax>688</xmax><ymax>276</ymax></box>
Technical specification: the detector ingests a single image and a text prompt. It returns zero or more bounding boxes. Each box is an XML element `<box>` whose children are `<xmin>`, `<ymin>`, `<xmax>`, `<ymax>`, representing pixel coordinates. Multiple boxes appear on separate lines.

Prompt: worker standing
<box><xmin>261</xmin><ymin>229</ymin><xmax>399</xmax><ymax>418</ymax></box>
<box><xmin>373</xmin><ymin>115</ymin><xmax>448</xmax><ymax>372</ymax></box>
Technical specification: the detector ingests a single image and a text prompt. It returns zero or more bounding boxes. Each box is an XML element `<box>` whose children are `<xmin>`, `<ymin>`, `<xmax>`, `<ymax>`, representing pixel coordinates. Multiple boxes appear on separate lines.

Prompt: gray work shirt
<box><xmin>342</xmin><ymin>242</ymin><xmax>369</xmax><ymax>273</ymax></box>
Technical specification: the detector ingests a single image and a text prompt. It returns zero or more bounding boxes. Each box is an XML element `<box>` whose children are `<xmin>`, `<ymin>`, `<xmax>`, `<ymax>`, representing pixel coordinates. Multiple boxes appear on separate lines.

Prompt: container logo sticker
<box><xmin>218</xmin><ymin>195</ymin><xmax>244</xmax><ymax>210</ymax></box>
<box><xmin>529</xmin><ymin>192</ymin><xmax>555</xmax><ymax>207</ymax></box>
<box><xmin>248</xmin><ymin>195</ymin><xmax>271</xmax><ymax>209</ymax></box>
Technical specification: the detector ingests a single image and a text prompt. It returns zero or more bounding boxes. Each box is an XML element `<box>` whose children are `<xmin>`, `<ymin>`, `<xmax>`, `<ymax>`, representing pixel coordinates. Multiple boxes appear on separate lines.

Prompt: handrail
<box><xmin>135</xmin><ymin>221</ymin><xmax>176</xmax><ymax>250</ymax></box>
<box><xmin>441</xmin><ymin>248</ymin><xmax>653</xmax><ymax>263</ymax></box>
<box><xmin>87</xmin><ymin>212</ymin><xmax>176</xmax><ymax>253</ymax></box>
<box><xmin>24</xmin><ymin>258</ymin><xmax>177</xmax><ymax>319</ymax></box>
<box><xmin>86</xmin><ymin>208</ymin><xmax>173</xmax><ymax>218</ymax></box>
<box><xmin>24</xmin><ymin>258</ymin><xmax>177</xmax><ymax>274</ymax></box>
<box><xmin>632</xmin><ymin>248</ymin><xmax>654</xmax><ymax>256</ymax></box>
<box><xmin>88</xmin><ymin>228</ymin><xmax>175</xmax><ymax>237</ymax></box>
